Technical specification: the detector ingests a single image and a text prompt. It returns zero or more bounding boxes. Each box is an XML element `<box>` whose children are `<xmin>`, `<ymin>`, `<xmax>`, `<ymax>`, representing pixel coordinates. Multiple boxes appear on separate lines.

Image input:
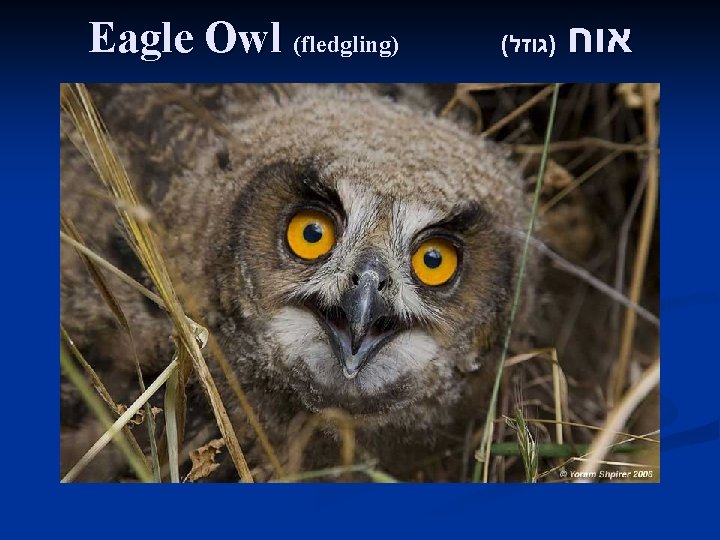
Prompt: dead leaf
<box><xmin>184</xmin><ymin>438</ymin><xmax>226</xmax><ymax>482</ymax></box>
<box><xmin>115</xmin><ymin>404</ymin><xmax>151</xmax><ymax>426</ymax></box>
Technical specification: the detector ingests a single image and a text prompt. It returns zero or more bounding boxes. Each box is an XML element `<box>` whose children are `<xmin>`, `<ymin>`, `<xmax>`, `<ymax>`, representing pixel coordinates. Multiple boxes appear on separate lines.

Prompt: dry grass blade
<box><xmin>155</xmin><ymin>231</ymin><xmax>283</xmax><ymax>478</ymax></box>
<box><xmin>513</xmin><ymin>137</ymin><xmax>657</xmax><ymax>155</ymax></box>
<box><xmin>62</xmin><ymin>358</ymin><xmax>177</xmax><ymax>482</ymax></box>
<box><xmin>164</xmin><ymin>368</ymin><xmax>181</xmax><ymax>482</ymax></box>
<box><xmin>519</xmin><ymin>418</ymin><xmax>659</xmax><ymax>444</ymax></box>
<box><xmin>205</xmin><ymin>333</ymin><xmax>285</xmax><ymax>478</ymax></box>
<box><xmin>613</xmin><ymin>171</ymin><xmax>649</xmax><ymax>331</ymax></box>
<box><xmin>458</xmin><ymin>83</ymin><xmax>546</xmax><ymax>92</ymax></box>
<box><xmin>61</xmin><ymin>213</ymin><xmax>131</xmax><ymax>333</ymax></box>
<box><xmin>503</xmin><ymin>348</ymin><xmax>568</xmax><ymax>445</ymax></box>
<box><xmin>441</xmin><ymin>83</ymin><xmax>548</xmax><ymax>119</ymax></box>
<box><xmin>61</xmin><ymin>325</ymin><xmax>148</xmax><ymax>468</ymax></box>
<box><xmin>575</xmin><ymin>359</ymin><xmax>660</xmax><ymax>481</ymax></box>
<box><xmin>439</xmin><ymin>85</ymin><xmax>483</xmax><ymax>129</ymax></box>
<box><xmin>287</xmin><ymin>408</ymin><xmax>356</xmax><ymax>477</ymax></box>
<box><xmin>539</xmin><ymin>429</ymin><xmax>659</xmax><ymax>480</ymax></box>
<box><xmin>61</xmin><ymin>345</ymin><xmax>155</xmax><ymax>483</ymax></box>
<box><xmin>610</xmin><ymin>85</ymin><xmax>660</xmax><ymax>403</ymax></box>
<box><xmin>550</xmin><ymin>350</ymin><xmax>565</xmax><ymax>445</ymax></box>
<box><xmin>504</xmin><ymin>350</ymin><xmax>547</xmax><ymax>368</ymax></box>
<box><xmin>61</xmin><ymin>231</ymin><xmax>283</xmax><ymax>478</ymax></box>
<box><xmin>504</xmin><ymin>348</ymin><xmax>568</xmax><ymax>446</ymax></box>
<box><xmin>276</xmin><ymin>463</ymin><xmax>397</xmax><ymax>483</ymax></box>
<box><xmin>506</xmin><ymin>230</ymin><xmax>659</xmax><ymax>327</ymax></box>
<box><xmin>482</xmin><ymin>85</ymin><xmax>556</xmax><ymax>137</ymax></box>
<box><xmin>61</xmin><ymin>326</ymin><xmax>118</xmax><ymax>413</ymax></box>
<box><xmin>60</xmin><ymin>216</ymin><xmax>163</xmax><ymax>480</ymax></box>
<box><xmin>473</xmin><ymin>84</ymin><xmax>561</xmax><ymax>482</ymax></box>
<box><xmin>163</xmin><ymin>335</ymin><xmax>197</xmax><ymax>482</ymax></box>
<box><xmin>364</xmin><ymin>469</ymin><xmax>399</xmax><ymax>483</ymax></box>
<box><xmin>572</xmin><ymin>457</ymin><xmax>658</xmax><ymax>469</ymax></box>
<box><xmin>60</xmin><ymin>232</ymin><xmax>164</xmax><ymax>308</ymax></box>
<box><xmin>540</xmin><ymin>148</ymin><xmax>624</xmax><ymax>214</ymax></box>
<box><xmin>60</xmin><ymin>83</ymin><xmax>253</xmax><ymax>482</ymax></box>
<box><xmin>154</xmin><ymin>254</ymin><xmax>283</xmax><ymax>477</ymax></box>
<box><xmin>480</xmin><ymin>417</ymin><xmax>494</xmax><ymax>483</ymax></box>
<box><xmin>139</xmin><ymin>374</ymin><xmax>161</xmax><ymax>482</ymax></box>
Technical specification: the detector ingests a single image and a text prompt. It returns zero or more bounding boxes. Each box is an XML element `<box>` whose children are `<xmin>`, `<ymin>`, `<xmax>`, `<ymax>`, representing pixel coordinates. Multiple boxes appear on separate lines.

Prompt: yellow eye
<box><xmin>286</xmin><ymin>209</ymin><xmax>337</xmax><ymax>260</ymax></box>
<box><xmin>411</xmin><ymin>238</ymin><xmax>459</xmax><ymax>286</ymax></box>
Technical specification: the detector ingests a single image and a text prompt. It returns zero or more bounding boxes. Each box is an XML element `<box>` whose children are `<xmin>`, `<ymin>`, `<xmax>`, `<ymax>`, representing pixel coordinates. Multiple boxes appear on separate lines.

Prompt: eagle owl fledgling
<box><xmin>61</xmin><ymin>84</ymin><xmax>533</xmax><ymax>480</ymax></box>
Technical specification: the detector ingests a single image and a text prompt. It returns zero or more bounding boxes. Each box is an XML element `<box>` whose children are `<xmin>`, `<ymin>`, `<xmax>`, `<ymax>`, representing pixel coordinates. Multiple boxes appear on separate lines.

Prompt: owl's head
<box><xmin>204</xmin><ymin>89</ymin><xmax>528</xmax><ymax>427</ymax></box>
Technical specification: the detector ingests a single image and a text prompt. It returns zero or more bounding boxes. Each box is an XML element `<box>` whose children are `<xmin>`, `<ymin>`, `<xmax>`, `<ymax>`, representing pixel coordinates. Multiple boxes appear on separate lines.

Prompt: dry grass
<box><xmin>61</xmin><ymin>83</ymin><xmax>252</xmax><ymax>482</ymax></box>
<box><xmin>59</xmin><ymin>83</ymin><xmax>660</xmax><ymax>483</ymax></box>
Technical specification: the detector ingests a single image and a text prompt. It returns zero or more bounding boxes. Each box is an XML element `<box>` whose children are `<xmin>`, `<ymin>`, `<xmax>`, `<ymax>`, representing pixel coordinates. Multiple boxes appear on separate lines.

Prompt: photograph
<box><xmin>60</xmin><ymin>82</ymin><xmax>660</xmax><ymax>483</ymax></box>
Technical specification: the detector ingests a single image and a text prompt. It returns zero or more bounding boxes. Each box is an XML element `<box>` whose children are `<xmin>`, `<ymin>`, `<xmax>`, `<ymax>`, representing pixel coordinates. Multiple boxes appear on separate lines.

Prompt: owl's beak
<box><xmin>342</xmin><ymin>269</ymin><xmax>388</xmax><ymax>356</ymax></box>
<box><xmin>315</xmin><ymin>255</ymin><xmax>398</xmax><ymax>379</ymax></box>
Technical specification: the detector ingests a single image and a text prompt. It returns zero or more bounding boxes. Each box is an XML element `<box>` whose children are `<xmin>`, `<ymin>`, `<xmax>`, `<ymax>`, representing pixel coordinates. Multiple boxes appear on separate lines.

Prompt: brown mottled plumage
<box><xmin>60</xmin><ymin>84</ymin><xmax>534</xmax><ymax>481</ymax></box>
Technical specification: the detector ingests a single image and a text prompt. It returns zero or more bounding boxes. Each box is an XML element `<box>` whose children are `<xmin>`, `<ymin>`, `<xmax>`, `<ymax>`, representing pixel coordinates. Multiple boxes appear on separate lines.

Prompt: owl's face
<box><xmin>209</xmin><ymin>92</ymin><xmax>524</xmax><ymax>424</ymax></box>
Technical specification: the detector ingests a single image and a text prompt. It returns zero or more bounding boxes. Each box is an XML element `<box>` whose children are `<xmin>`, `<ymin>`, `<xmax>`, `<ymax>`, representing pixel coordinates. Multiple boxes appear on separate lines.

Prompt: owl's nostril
<box><xmin>351</xmin><ymin>272</ymin><xmax>388</xmax><ymax>291</ymax></box>
<box><xmin>351</xmin><ymin>252</ymin><xmax>389</xmax><ymax>292</ymax></box>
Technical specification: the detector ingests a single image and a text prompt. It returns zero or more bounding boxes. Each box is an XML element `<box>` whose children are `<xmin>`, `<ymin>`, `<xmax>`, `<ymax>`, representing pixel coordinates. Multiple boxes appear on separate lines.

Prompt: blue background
<box><xmin>1</xmin><ymin>1</ymin><xmax>717</xmax><ymax>537</ymax></box>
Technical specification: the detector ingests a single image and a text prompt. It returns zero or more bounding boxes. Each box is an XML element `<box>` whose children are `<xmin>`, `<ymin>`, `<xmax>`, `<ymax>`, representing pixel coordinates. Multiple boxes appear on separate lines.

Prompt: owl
<box><xmin>60</xmin><ymin>84</ymin><xmax>533</xmax><ymax>481</ymax></box>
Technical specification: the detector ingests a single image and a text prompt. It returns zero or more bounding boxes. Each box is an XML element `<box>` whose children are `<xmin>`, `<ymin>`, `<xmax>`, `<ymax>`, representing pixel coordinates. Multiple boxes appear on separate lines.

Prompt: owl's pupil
<box><xmin>303</xmin><ymin>223</ymin><xmax>323</xmax><ymax>243</ymax></box>
<box><xmin>424</xmin><ymin>249</ymin><xmax>442</xmax><ymax>269</ymax></box>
